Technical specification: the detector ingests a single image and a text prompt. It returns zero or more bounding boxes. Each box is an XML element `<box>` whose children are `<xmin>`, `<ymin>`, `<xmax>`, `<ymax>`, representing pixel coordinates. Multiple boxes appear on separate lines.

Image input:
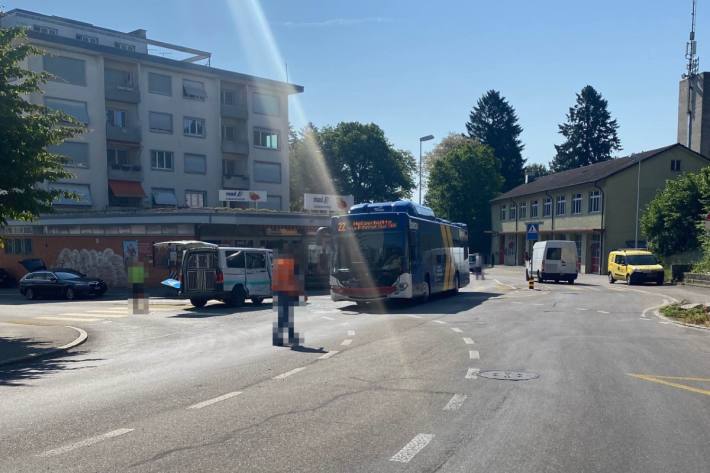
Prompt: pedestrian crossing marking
<box><xmin>36</xmin><ymin>316</ymin><xmax>101</xmax><ymax>322</ymax></box>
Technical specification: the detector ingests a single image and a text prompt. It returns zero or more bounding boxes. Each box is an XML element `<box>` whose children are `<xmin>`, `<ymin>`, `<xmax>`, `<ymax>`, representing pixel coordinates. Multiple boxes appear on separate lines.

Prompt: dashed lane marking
<box><xmin>450</xmin><ymin>327</ymin><xmax>463</xmax><ymax>333</ymax></box>
<box><xmin>494</xmin><ymin>279</ymin><xmax>517</xmax><ymax>290</ymax></box>
<box><xmin>273</xmin><ymin>367</ymin><xmax>307</xmax><ymax>380</ymax></box>
<box><xmin>38</xmin><ymin>428</ymin><xmax>133</xmax><ymax>457</ymax></box>
<box><xmin>469</xmin><ymin>350</ymin><xmax>480</xmax><ymax>360</ymax></box>
<box><xmin>597</xmin><ymin>310</ymin><xmax>610</xmax><ymax>314</ymax></box>
<box><xmin>341</xmin><ymin>339</ymin><xmax>353</xmax><ymax>346</ymax></box>
<box><xmin>347</xmin><ymin>330</ymin><xmax>355</xmax><ymax>336</ymax></box>
<box><xmin>576</xmin><ymin>308</ymin><xmax>589</xmax><ymax>311</ymax></box>
<box><xmin>390</xmin><ymin>434</ymin><xmax>434</xmax><ymax>463</ymax></box>
<box><xmin>36</xmin><ymin>316</ymin><xmax>101</xmax><ymax>322</ymax></box>
<box><xmin>187</xmin><ymin>391</ymin><xmax>242</xmax><ymax>410</ymax></box>
<box><xmin>321</xmin><ymin>316</ymin><xmax>335</xmax><ymax>321</ymax></box>
<box><xmin>404</xmin><ymin>314</ymin><xmax>423</xmax><ymax>319</ymax></box>
<box><xmin>59</xmin><ymin>312</ymin><xmax>128</xmax><ymax>318</ymax></box>
<box><xmin>443</xmin><ymin>394</ymin><xmax>468</xmax><ymax>411</ymax></box>
<box><xmin>318</xmin><ymin>350</ymin><xmax>339</xmax><ymax>360</ymax></box>
<box><xmin>462</xmin><ymin>337</ymin><xmax>475</xmax><ymax>345</ymax></box>
<box><xmin>658</xmin><ymin>321</ymin><xmax>671</xmax><ymax>325</ymax></box>
<box><xmin>433</xmin><ymin>320</ymin><xmax>447</xmax><ymax>325</ymax></box>
<box><xmin>465</xmin><ymin>368</ymin><xmax>480</xmax><ymax>379</ymax></box>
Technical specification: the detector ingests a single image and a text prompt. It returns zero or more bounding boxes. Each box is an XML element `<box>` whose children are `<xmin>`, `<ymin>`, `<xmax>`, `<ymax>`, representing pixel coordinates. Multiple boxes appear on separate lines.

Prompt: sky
<box><xmin>8</xmin><ymin>0</ymin><xmax>705</xmax><ymax>180</ymax></box>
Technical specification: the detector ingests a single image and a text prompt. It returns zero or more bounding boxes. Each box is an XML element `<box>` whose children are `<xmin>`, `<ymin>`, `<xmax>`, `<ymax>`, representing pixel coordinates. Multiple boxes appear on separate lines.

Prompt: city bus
<box><xmin>324</xmin><ymin>201</ymin><xmax>470</xmax><ymax>303</ymax></box>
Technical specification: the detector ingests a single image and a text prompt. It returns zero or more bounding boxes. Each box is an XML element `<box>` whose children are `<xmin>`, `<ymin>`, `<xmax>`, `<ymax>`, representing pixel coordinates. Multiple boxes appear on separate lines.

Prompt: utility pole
<box><xmin>418</xmin><ymin>135</ymin><xmax>434</xmax><ymax>204</ymax></box>
<box><xmin>683</xmin><ymin>0</ymin><xmax>700</xmax><ymax>149</ymax></box>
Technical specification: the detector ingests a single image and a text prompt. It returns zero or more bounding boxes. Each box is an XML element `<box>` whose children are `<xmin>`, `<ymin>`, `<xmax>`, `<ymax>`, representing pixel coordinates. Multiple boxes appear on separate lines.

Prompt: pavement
<box><xmin>0</xmin><ymin>268</ymin><xmax>708</xmax><ymax>472</ymax></box>
<box><xmin>0</xmin><ymin>322</ymin><xmax>86</xmax><ymax>366</ymax></box>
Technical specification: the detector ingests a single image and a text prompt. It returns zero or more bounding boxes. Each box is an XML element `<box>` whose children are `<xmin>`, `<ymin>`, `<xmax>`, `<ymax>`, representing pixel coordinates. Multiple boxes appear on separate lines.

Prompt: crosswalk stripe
<box><xmin>36</xmin><ymin>316</ymin><xmax>101</xmax><ymax>322</ymax></box>
<box><xmin>60</xmin><ymin>312</ymin><xmax>128</xmax><ymax>318</ymax></box>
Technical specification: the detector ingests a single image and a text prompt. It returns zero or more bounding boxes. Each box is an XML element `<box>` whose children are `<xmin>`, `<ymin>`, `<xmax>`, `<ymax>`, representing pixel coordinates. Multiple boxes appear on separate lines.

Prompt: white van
<box><xmin>155</xmin><ymin>241</ymin><xmax>273</xmax><ymax>308</ymax></box>
<box><xmin>531</xmin><ymin>240</ymin><xmax>578</xmax><ymax>284</ymax></box>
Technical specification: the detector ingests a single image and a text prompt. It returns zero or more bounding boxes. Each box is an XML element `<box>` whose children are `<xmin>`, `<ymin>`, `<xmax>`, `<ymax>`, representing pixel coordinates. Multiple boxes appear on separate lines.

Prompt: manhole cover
<box><xmin>478</xmin><ymin>370</ymin><xmax>539</xmax><ymax>381</ymax></box>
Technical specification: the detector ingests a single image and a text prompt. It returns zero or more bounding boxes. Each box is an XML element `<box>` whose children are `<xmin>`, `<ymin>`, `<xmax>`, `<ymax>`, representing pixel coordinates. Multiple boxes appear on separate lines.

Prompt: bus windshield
<box><xmin>335</xmin><ymin>231</ymin><xmax>405</xmax><ymax>274</ymax></box>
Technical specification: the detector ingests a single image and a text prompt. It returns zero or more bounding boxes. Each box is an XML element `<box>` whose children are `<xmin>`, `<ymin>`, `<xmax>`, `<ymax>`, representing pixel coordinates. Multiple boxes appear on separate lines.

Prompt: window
<box><xmin>543</xmin><ymin>197</ymin><xmax>552</xmax><ymax>217</ymax></box>
<box><xmin>76</xmin><ymin>33</ymin><xmax>98</xmax><ymax>44</ymax></box>
<box><xmin>253</xmin><ymin>161</ymin><xmax>281</xmax><ymax>183</ymax></box>
<box><xmin>589</xmin><ymin>190</ymin><xmax>601</xmax><ymax>213</ymax></box>
<box><xmin>49</xmin><ymin>142</ymin><xmax>89</xmax><ymax>168</ymax></box>
<box><xmin>149</xmin><ymin>112</ymin><xmax>172</xmax><ymax>133</ymax></box>
<box><xmin>45</xmin><ymin>97</ymin><xmax>89</xmax><ymax>124</ymax></box>
<box><xmin>253</xmin><ymin>92</ymin><xmax>280</xmax><ymax>116</ymax></box>
<box><xmin>546</xmin><ymin>248</ymin><xmax>562</xmax><ymax>260</ymax></box>
<box><xmin>185</xmin><ymin>190</ymin><xmax>206</xmax><ymax>208</ymax></box>
<box><xmin>151</xmin><ymin>188</ymin><xmax>177</xmax><ymax>207</ymax></box>
<box><xmin>530</xmin><ymin>200</ymin><xmax>539</xmax><ymax>218</ymax></box>
<box><xmin>500</xmin><ymin>205</ymin><xmax>506</xmax><ymax>220</ymax></box>
<box><xmin>184</xmin><ymin>154</ymin><xmax>206</xmax><ymax>174</ymax></box>
<box><xmin>4</xmin><ymin>238</ymin><xmax>32</xmax><ymax>255</ymax></box>
<box><xmin>247</xmin><ymin>252</ymin><xmax>267</xmax><ymax>269</ymax></box>
<box><xmin>222</xmin><ymin>90</ymin><xmax>235</xmax><ymax>105</ymax></box>
<box><xmin>183</xmin><ymin>79</ymin><xmax>207</xmax><ymax>100</ymax></box>
<box><xmin>226</xmin><ymin>250</ymin><xmax>245</xmax><ymax>269</ymax></box>
<box><xmin>50</xmin><ymin>183</ymin><xmax>93</xmax><ymax>206</ymax></box>
<box><xmin>151</xmin><ymin>150</ymin><xmax>174</xmax><ymax>171</ymax></box>
<box><xmin>264</xmin><ymin>195</ymin><xmax>282</xmax><ymax>210</ymax></box>
<box><xmin>114</xmin><ymin>42</ymin><xmax>136</xmax><ymax>52</ymax></box>
<box><xmin>148</xmin><ymin>72</ymin><xmax>172</xmax><ymax>96</ymax></box>
<box><xmin>106</xmin><ymin>109</ymin><xmax>126</xmax><ymax>128</ymax></box>
<box><xmin>223</xmin><ymin>125</ymin><xmax>236</xmax><ymax>141</ymax></box>
<box><xmin>223</xmin><ymin>158</ymin><xmax>247</xmax><ymax>177</ymax></box>
<box><xmin>43</xmin><ymin>55</ymin><xmax>86</xmax><ymax>86</ymax></box>
<box><xmin>519</xmin><ymin>202</ymin><xmax>527</xmax><ymax>219</ymax></box>
<box><xmin>572</xmin><ymin>193</ymin><xmax>582</xmax><ymax>214</ymax></box>
<box><xmin>183</xmin><ymin>117</ymin><xmax>205</xmax><ymax>137</ymax></box>
<box><xmin>33</xmin><ymin>24</ymin><xmax>57</xmax><ymax>35</ymax></box>
<box><xmin>509</xmin><ymin>204</ymin><xmax>516</xmax><ymax>220</ymax></box>
<box><xmin>671</xmin><ymin>159</ymin><xmax>682</xmax><ymax>171</ymax></box>
<box><xmin>105</xmin><ymin>68</ymin><xmax>134</xmax><ymax>88</ymax></box>
<box><xmin>107</xmin><ymin>148</ymin><xmax>130</xmax><ymax>168</ymax></box>
<box><xmin>253</xmin><ymin>128</ymin><xmax>279</xmax><ymax>149</ymax></box>
<box><xmin>556</xmin><ymin>195</ymin><xmax>566</xmax><ymax>216</ymax></box>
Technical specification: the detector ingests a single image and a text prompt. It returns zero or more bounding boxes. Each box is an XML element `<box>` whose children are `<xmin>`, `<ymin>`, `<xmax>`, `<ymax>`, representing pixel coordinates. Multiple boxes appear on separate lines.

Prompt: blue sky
<box><xmin>9</xmin><ymin>0</ymin><xmax>705</xmax><ymax>170</ymax></box>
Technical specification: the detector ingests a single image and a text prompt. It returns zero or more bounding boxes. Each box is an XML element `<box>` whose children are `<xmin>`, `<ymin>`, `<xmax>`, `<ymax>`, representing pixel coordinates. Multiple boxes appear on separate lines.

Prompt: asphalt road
<box><xmin>1</xmin><ymin>268</ymin><xmax>709</xmax><ymax>472</ymax></box>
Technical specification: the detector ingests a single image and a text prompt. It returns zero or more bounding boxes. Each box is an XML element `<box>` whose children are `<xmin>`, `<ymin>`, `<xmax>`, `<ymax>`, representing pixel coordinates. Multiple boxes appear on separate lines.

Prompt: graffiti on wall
<box><xmin>55</xmin><ymin>248</ymin><xmax>127</xmax><ymax>287</ymax></box>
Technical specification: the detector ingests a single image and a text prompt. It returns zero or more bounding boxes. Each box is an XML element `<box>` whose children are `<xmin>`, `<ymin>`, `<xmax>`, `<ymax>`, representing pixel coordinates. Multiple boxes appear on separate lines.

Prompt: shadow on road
<box><xmin>170</xmin><ymin>303</ymin><xmax>272</xmax><ymax>318</ymax></box>
<box><xmin>0</xmin><ymin>348</ymin><xmax>99</xmax><ymax>387</ymax></box>
<box><xmin>290</xmin><ymin>345</ymin><xmax>327</xmax><ymax>354</ymax></box>
<box><xmin>338</xmin><ymin>291</ymin><xmax>499</xmax><ymax>315</ymax></box>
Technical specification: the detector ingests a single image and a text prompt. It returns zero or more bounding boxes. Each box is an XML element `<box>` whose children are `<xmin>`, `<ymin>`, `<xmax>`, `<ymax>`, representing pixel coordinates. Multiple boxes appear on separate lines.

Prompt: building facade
<box><xmin>490</xmin><ymin>144</ymin><xmax>709</xmax><ymax>274</ymax></box>
<box><xmin>1</xmin><ymin>9</ymin><xmax>301</xmax><ymax>211</ymax></box>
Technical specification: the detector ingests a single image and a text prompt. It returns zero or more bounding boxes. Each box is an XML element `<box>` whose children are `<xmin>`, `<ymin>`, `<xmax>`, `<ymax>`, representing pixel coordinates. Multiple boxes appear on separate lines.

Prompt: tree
<box><xmin>0</xmin><ymin>21</ymin><xmax>78</xmax><ymax>224</ymax></box>
<box><xmin>550</xmin><ymin>85</ymin><xmax>621</xmax><ymax>172</ymax></box>
<box><xmin>465</xmin><ymin>90</ymin><xmax>525</xmax><ymax>191</ymax></box>
<box><xmin>289</xmin><ymin>123</ymin><xmax>329</xmax><ymax>210</ymax></box>
<box><xmin>523</xmin><ymin>163</ymin><xmax>549</xmax><ymax>179</ymax></box>
<box><xmin>423</xmin><ymin>133</ymin><xmax>473</xmax><ymax>177</ymax></box>
<box><xmin>425</xmin><ymin>141</ymin><xmax>503</xmax><ymax>252</ymax></box>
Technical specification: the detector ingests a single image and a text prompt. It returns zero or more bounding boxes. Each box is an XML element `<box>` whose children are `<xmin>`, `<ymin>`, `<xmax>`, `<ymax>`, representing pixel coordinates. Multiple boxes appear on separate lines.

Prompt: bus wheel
<box><xmin>190</xmin><ymin>298</ymin><xmax>207</xmax><ymax>308</ymax></box>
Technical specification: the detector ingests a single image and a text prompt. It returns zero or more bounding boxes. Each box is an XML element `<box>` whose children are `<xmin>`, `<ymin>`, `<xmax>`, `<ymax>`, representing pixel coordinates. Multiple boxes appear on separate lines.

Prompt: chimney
<box><xmin>128</xmin><ymin>29</ymin><xmax>147</xmax><ymax>39</ymax></box>
<box><xmin>525</xmin><ymin>174</ymin><xmax>536</xmax><ymax>184</ymax></box>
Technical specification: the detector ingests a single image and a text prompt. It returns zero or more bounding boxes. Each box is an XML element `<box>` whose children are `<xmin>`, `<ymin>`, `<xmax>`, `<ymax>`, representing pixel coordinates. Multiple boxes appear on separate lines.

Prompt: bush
<box><xmin>661</xmin><ymin>302</ymin><xmax>710</xmax><ymax>326</ymax></box>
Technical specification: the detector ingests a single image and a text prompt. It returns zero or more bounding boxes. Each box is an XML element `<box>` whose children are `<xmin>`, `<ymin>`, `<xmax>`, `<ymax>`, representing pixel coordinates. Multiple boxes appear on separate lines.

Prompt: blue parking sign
<box><xmin>526</xmin><ymin>223</ymin><xmax>539</xmax><ymax>241</ymax></box>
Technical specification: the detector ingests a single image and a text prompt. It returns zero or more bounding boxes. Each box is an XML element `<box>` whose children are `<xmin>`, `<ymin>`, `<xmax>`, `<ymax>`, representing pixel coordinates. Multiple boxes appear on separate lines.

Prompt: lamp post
<box><xmin>419</xmin><ymin>134</ymin><xmax>434</xmax><ymax>204</ymax></box>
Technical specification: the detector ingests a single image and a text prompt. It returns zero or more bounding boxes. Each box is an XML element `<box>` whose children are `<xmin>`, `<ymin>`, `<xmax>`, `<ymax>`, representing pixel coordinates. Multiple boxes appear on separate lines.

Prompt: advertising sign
<box><xmin>304</xmin><ymin>193</ymin><xmax>353</xmax><ymax>212</ymax></box>
<box><xmin>219</xmin><ymin>189</ymin><xmax>267</xmax><ymax>203</ymax></box>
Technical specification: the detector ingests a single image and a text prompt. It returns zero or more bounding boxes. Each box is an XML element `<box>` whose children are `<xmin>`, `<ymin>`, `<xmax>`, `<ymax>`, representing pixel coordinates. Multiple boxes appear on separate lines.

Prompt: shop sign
<box><xmin>219</xmin><ymin>189</ymin><xmax>267</xmax><ymax>203</ymax></box>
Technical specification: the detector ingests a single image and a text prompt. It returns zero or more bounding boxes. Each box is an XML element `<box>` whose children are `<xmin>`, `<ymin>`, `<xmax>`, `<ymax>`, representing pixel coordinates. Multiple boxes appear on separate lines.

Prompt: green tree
<box><xmin>0</xmin><ymin>21</ymin><xmax>79</xmax><ymax>224</ymax></box>
<box><xmin>289</xmin><ymin>123</ymin><xmax>330</xmax><ymax>210</ymax></box>
<box><xmin>465</xmin><ymin>90</ymin><xmax>525</xmax><ymax>191</ymax></box>
<box><xmin>423</xmin><ymin>133</ymin><xmax>472</xmax><ymax>177</ymax></box>
<box><xmin>425</xmin><ymin>141</ymin><xmax>503</xmax><ymax>252</ymax></box>
<box><xmin>523</xmin><ymin>163</ymin><xmax>549</xmax><ymax>178</ymax></box>
<box><xmin>550</xmin><ymin>85</ymin><xmax>621</xmax><ymax>172</ymax></box>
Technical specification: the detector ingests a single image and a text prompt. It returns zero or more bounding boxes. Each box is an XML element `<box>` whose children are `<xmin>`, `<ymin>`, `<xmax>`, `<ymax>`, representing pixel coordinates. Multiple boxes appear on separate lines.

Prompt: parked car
<box><xmin>19</xmin><ymin>270</ymin><xmax>107</xmax><ymax>300</ymax></box>
<box><xmin>0</xmin><ymin>268</ymin><xmax>17</xmax><ymax>288</ymax></box>
<box><xmin>608</xmin><ymin>249</ymin><xmax>664</xmax><ymax>285</ymax></box>
<box><xmin>532</xmin><ymin>240</ymin><xmax>578</xmax><ymax>284</ymax></box>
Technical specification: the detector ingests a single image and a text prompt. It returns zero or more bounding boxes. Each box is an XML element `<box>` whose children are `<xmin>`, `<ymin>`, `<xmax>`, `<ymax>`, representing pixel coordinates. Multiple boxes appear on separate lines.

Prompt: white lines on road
<box><xmin>511</xmin><ymin>301</ymin><xmax>524</xmax><ymax>305</ymax></box>
<box><xmin>531</xmin><ymin>303</ymin><xmax>544</xmax><ymax>306</ymax></box>
<box><xmin>450</xmin><ymin>327</ymin><xmax>463</xmax><ymax>333</ymax></box>
<box><xmin>494</xmin><ymin>279</ymin><xmax>517</xmax><ymax>290</ymax></box>
<box><xmin>36</xmin><ymin>316</ymin><xmax>101</xmax><ymax>322</ymax></box>
<box><xmin>443</xmin><ymin>394</ymin><xmax>468</xmax><ymax>411</ymax></box>
<box><xmin>390</xmin><ymin>434</ymin><xmax>434</xmax><ymax>463</ymax></box>
<box><xmin>469</xmin><ymin>350</ymin><xmax>480</xmax><ymax>360</ymax></box>
<box><xmin>38</xmin><ymin>428</ymin><xmax>133</xmax><ymax>457</ymax></box>
<box><xmin>575</xmin><ymin>308</ymin><xmax>589</xmax><ymax>311</ymax></box>
<box><xmin>433</xmin><ymin>320</ymin><xmax>447</xmax><ymax>324</ymax></box>
<box><xmin>187</xmin><ymin>391</ymin><xmax>242</xmax><ymax>410</ymax></box>
<box><xmin>465</xmin><ymin>368</ymin><xmax>480</xmax><ymax>379</ymax></box>
<box><xmin>639</xmin><ymin>318</ymin><xmax>652</xmax><ymax>321</ymax></box>
<box><xmin>658</xmin><ymin>321</ymin><xmax>671</xmax><ymax>325</ymax></box>
<box><xmin>318</xmin><ymin>350</ymin><xmax>339</xmax><ymax>360</ymax></box>
<box><xmin>347</xmin><ymin>330</ymin><xmax>356</xmax><ymax>336</ymax></box>
<box><xmin>404</xmin><ymin>314</ymin><xmax>423</xmax><ymax>319</ymax></box>
<box><xmin>273</xmin><ymin>367</ymin><xmax>307</xmax><ymax>380</ymax></box>
<box><xmin>321</xmin><ymin>316</ymin><xmax>335</xmax><ymax>321</ymax></box>
<box><xmin>597</xmin><ymin>310</ymin><xmax>610</xmax><ymax>314</ymax></box>
<box><xmin>462</xmin><ymin>337</ymin><xmax>475</xmax><ymax>345</ymax></box>
<box><xmin>341</xmin><ymin>339</ymin><xmax>353</xmax><ymax>346</ymax></box>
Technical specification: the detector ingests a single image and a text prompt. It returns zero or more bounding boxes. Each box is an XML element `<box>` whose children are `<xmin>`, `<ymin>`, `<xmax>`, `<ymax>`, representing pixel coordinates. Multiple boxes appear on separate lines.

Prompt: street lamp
<box><xmin>419</xmin><ymin>134</ymin><xmax>434</xmax><ymax>204</ymax></box>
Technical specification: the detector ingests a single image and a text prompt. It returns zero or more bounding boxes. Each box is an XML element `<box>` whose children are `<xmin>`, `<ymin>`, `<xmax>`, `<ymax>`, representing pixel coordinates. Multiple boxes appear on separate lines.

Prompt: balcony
<box><xmin>105</xmin><ymin>84</ymin><xmax>140</xmax><ymax>103</ymax></box>
<box><xmin>221</xmin><ymin>102</ymin><xmax>248</xmax><ymax>120</ymax></box>
<box><xmin>108</xmin><ymin>162</ymin><xmax>143</xmax><ymax>182</ymax></box>
<box><xmin>222</xmin><ymin>139</ymin><xmax>249</xmax><ymax>155</ymax></box>
<box><xmin>222</xmin><ymin>174</ymin><xmax>250</xmax><ymax>189</ymax></box>
<box><xmin>106</xmin><ymin>124</ymin><xmax>142</xmax><ymax>144</ymax></box>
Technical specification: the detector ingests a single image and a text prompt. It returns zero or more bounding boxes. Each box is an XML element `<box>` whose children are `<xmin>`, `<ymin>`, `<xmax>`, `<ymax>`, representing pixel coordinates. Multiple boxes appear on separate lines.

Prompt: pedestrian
<box><xmin>271</xmin><ymin>252</ymin><xmax>302</xmax><ymax>347</ymax></box>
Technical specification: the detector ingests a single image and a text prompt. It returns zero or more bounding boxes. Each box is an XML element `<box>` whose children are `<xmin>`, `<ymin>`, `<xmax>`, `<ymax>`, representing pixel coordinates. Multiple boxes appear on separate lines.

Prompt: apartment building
<box><xmin>1</xmin><ymin>9</ymin><xmax>301</xmax><ymax>211</ymax></box>
<box><xmin>490</xmin><ymin>144</ymin><xmax>709</xmax><ymax>274</ymax></box>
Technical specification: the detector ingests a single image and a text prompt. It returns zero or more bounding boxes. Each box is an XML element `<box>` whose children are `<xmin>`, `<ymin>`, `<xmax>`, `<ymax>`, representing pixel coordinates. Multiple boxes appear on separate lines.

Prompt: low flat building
<box><xmin>490</xmin><ymin>144</ymin><xmax>709</xmax><ymax>274</ymax></box>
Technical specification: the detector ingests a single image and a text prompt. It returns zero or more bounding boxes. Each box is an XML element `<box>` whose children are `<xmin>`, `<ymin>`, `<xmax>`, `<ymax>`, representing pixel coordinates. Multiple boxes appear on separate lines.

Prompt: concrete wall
<box><xmin>677</xmin><ymin>74</ymin><xmax>710</xmax><ymax>158</ymax></box>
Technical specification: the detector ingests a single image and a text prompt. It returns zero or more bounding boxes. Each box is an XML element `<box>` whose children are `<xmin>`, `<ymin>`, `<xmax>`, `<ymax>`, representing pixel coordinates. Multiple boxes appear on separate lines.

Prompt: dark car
<box><xmin>0</xmin><ymin>268</ymin><xmax>17</xmax><ymax>288</ymax></box>
<box><xmin>19</xmin><ymin>270</ymin><xmax>107</xmax><ymax>300</ymax></box>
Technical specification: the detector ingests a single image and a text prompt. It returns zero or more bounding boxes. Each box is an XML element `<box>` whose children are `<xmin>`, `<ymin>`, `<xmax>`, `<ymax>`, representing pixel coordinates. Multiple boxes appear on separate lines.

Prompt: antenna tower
<box><xmin>684</xmin><ymin>0</ymin><xmax>700</xmax><ymax>149</ymax></box>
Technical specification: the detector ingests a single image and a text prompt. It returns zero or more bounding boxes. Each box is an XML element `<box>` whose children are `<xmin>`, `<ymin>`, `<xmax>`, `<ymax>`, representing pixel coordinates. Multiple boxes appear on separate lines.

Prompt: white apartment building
<box><xmin>1</xmin><ymin>9</ymin><xmax>302</xmax><ymax>211</ymax></box>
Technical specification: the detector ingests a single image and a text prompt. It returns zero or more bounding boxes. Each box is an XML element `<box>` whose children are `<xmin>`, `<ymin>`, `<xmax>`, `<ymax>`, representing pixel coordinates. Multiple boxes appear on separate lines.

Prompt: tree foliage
<box><xmin>0</xmin><ymin>22</ymin><xmax>79</xmax><ymax>224</ymax></box>
<box><xmin>550</xmin><ymin>85</ymin><xmax>621</xmax><ymax>172</ymax></box>
<box><xmin>523</xmin><ymin>163</ymin><xmax>549</xmax><ymax>178</ymax></box>
<box><xmin>425</xmin><ymin>139</ymin><xmax>503</xmax><ymax>252</ymax></box>
<box><xmin>465</xmin><ymin>90</ymin><xmax>525</xmax><ymax>191</ymax></box>
<box><xmin>289</xmin><ymin>122</ymin><xmax>416</xmax><ymax>208</ymax></box>
<box><xmin>423</xmin><ymin>133</ymin><xmax>472</xmax><ymax>177</ymax></box>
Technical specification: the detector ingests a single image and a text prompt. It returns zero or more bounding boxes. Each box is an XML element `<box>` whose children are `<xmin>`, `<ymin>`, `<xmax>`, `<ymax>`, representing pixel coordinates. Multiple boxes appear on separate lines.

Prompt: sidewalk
<box><xmin>0</xmin><ymin>322</ymin><xmax>86</xmax><ymax>366</ymax></box>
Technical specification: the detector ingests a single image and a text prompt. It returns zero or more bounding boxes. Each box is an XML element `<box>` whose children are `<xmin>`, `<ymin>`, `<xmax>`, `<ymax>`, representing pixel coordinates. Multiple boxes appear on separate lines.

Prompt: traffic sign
<box><xmin>526</xmin><ymin>223</ymin><xmax>540</xmax><ymax>241</ymax></box>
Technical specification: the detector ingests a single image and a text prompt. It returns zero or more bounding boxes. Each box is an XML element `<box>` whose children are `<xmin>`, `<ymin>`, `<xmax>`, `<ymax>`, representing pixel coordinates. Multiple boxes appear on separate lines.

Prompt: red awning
<box><xmin>108</xmin><ymin>180</ymin><xmax>145</xmax><ymax>198</ymax></box>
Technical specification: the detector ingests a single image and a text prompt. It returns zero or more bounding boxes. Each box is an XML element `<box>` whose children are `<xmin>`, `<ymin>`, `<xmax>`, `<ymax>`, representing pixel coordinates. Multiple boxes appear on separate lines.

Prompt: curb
<box><xmin>0</xmin><ymin>325</ymin><xmax>88</xmax><ymax>367</ymax></box>
<box><xmin>654</xmin><ymin>308</ymin><xmax>710</xmax><ymax>332</ymax></box>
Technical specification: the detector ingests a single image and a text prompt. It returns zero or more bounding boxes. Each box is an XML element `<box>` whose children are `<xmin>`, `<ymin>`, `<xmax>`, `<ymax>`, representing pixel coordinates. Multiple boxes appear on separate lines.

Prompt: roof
<box><xmin>491</xmin><ymin>144</ymin><xmax>709</xmax><ymax>202</ymax></box>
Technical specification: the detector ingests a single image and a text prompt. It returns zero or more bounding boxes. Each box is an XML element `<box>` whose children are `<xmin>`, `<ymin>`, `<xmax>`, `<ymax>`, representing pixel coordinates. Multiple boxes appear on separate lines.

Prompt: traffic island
<box><xmin>0</xmin><ymin>322</ymin><xmax>87</xmax><ymax>366</ymax></box>
<box><xmin>659</xmin><ymin>302</ymin><xmax>710</xmax><ymax>329</ymax></box>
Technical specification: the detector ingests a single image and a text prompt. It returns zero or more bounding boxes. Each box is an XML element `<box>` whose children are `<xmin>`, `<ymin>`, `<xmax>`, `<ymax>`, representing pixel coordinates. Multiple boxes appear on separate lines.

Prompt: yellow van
<box><xmin>608</xmin><ymin>249</ymin><xmax>664</xmax><ymax>285</ymax></box>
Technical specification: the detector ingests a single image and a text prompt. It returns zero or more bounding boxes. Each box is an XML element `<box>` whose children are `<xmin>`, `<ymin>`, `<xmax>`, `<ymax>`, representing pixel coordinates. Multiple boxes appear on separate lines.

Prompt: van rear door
<box><xmin>544</xmin><ymin>246</ymin><xmax>561</xmax><ymax>274</ymax></box>
<box><xmin>245</xmin><ymin>251</ymin><xmax>271</xmax><ymax>297</ymax></box>
<box><xmin>182</xmin><ymin>247</ymin><xmax>219</xmax><ymax>298</ymax></box>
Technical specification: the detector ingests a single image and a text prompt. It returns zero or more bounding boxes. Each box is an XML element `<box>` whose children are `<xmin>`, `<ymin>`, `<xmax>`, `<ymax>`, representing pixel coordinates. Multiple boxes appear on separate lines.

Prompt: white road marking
<box><xmin>465</xmin><ymin>368</ymin><xmax>480</xmax><ymax>379</ymax></box>
<box><xmin>658</xmin><ymin>321</ymin><xmax>671</xmax><ymax>325</ymax></box>
<box><xmin>494</xmin><ymin>279</ymin><xmax>517</xmax><ymax>290</ymax></box>
<box><xmin>86</xmin><ymin>309</ymin><xmax>127</xmax><ymax>314</ymax></box>
<box><xmin>390</xmin><ymin>434</ymin><xmax>434</xmax><ymax>463</ymax></box>
<box><xmin>531</xmin><ymin>303</ymin><xmax>544</xmax><ymax>306</ymax></box>
<box><xmin>469</xmin><ymin>350</ymin><xmax>480</xmax><ymax>360</ymax></box>
<box><xmin>450</xmin><ymin>327</ymin><xmax>463</xmax><ymax>333</ymax></box>
<box><xmin>341</xmin><ymin>339</ymin><xmax>353</xmax><ymax>346</ymax></box>
<box><xmin>318</xmin><ymin>350</ymin><xmax>339</xmax><ymax>360</ymax></box>
<box><xmin>443</xmin><ymin>394</ymin><xmax>468</xmax><ymax>411</ymax></box>
<box><xmin>187</xmin><ymin>391</ymin><xmax>242</xmax><ymax>410</ymax></box>
<box><xmin>39</xmin><ymin>428</ymin><xmax>133</xmax><ymax>457</ymax></box>
<box><xmin>511</xmin><ymin>301</ymin><xmax>524</xmax><ymax>305</ymax></box>
<box><xmin>36</xmin><ymin>316</ymin><xmax>101</xmax><ymax>322</ymax></box>
<box><xmin>433</xmin><ymin>320</ymin><xmax>447</xmax><ymax>324</ymax></box>
<box><xmin>321</xmin><ymin>316</ymin><xmax>335</xmax><ymax>321</ymax></box>
<box><xmin>404</xmin><ymin>314</ymin><xmax>423</xmax><ymax>319</ymax></box>
<box><xmin>576</xmin><ymin>308</ymin><xmax>589</xmax><ymax>311</ymax></box>
<box><xmin>67</xmin><ymin>312</ymin><xmax>127</xmax><ymax>318</ymax></box>
<box><xmin>273</xmin><ymin>367</ymin><xmax>307</xmax><ymax>380</ymax></box>
<box><xmin>597</xmin><ymin>310</ymin><xmax>610</xmax><ymax>314</ymax></box>
<box><xmin>347</xmin><ymin>330</ymin><xmax>356</xmax><ymax>336</ymax></box>
<box><xmin>462</xmin><ymin>337</ymin><xmax>475</xmax><ymax>345</ymax></box>
<box><xmin>640</xmin><ymin>318</ymin><xmax>652</xmax><ymax>321</ymax></box>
